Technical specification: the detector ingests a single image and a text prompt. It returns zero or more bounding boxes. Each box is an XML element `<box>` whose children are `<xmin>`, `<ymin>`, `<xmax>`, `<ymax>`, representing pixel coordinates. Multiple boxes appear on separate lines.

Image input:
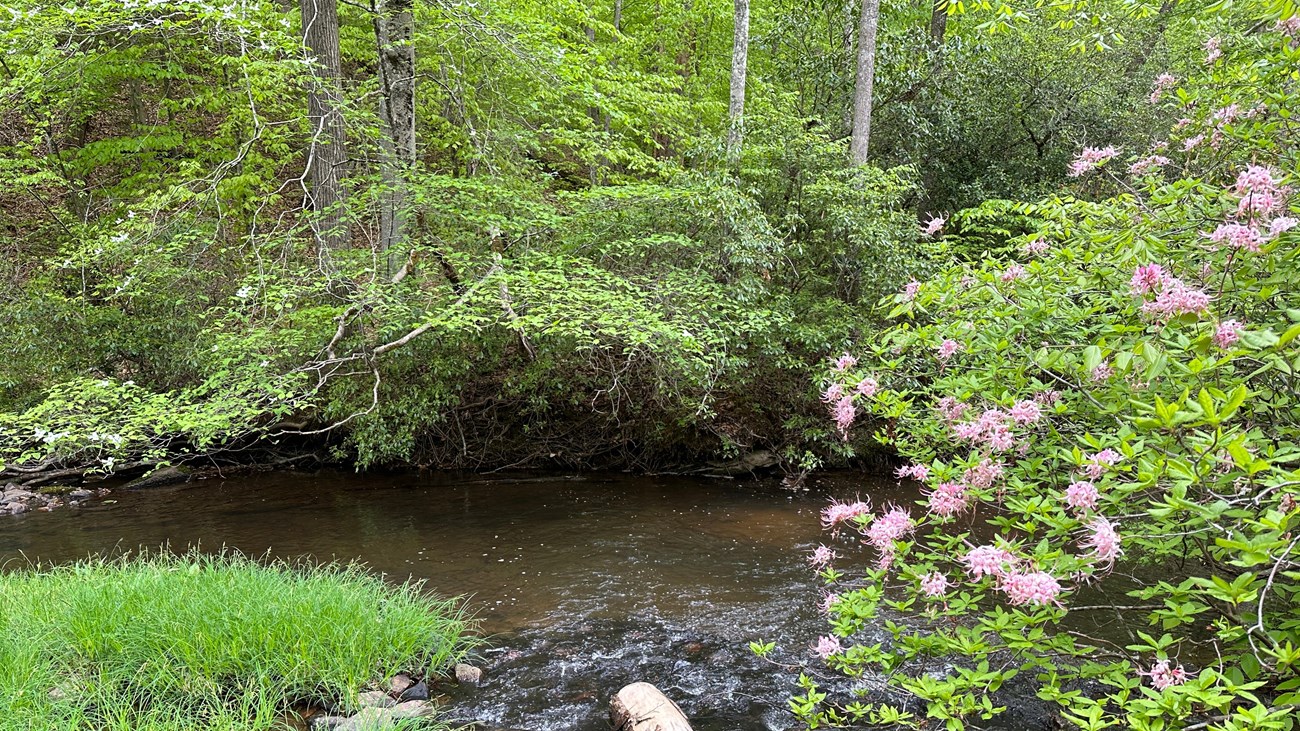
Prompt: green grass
<box><xmin>0</xmin><ymin>552</ymin><xmax>476</xmax><ymax>730</ymax></box>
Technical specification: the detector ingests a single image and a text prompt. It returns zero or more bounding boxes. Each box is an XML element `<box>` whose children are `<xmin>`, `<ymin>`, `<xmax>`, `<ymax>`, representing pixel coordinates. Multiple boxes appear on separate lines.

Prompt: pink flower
<box><xmin>815</xmin><ymin>635</ymin><xmax>842</xmax><ymax>659</ymax></box>
<box><xmin>821</xmin><ymin>499</ymin><xmax>872</xmax><ymax>531</ymax></box>
<box><xmin>935</xmin><ymin>396</ymin><xmax>968</xmax><ymax>422</ymax></box>
<box><xmin>1142</xmin><ymin>277</ymin><xmax>1210</xmax><ymax>319</ymax></box>
<box><xmin>1000</xmin><ymin>264</ymin><xmax>1026</xmax><ymax>283</ymax></box>
<box><xmin>1142</xmin><ymin>660</ymin><xmax>1190</xmax><ymax>690</ymax></box>
<box><xmin>923</xmin><ymin>216</ymin><xmax>946</xmax><ymax>236</ymax></box>
<box><xmin>963</xmin><ymin>545</ymin><xmax>1017</xmax><ymax>580</ymax></box>
<box><xmin>821</xmin><ymin>383</ymin><xmax>843</xmax><ymax>403</ymax></box>
<box><xmin>809</xmin><ymin>545</ymin><xmax>837</xmax><ymax>568</ymax></box>
<box><xmin>1129</xmin><ymin>155</ymin><xmax>1171</xmax><ymax>177</ymax></box>
<box><xmin>928</xmin><ymin>481</ymin><xmax>970</xmax><ymax>518</ymax></box>
<box><xmin>1092</xmin><ymin>362</ymin><xmax>1114</xmax><ymax>382</ymax></box>
<box><xmin>1182</xmin><ymin>134</ymin><xmax>1205</xmax><ymax>151</ymax></box>
<box><xmin>832</xmin><ymin>396</ymin><xmax>856</xmax><ymax>436</ymax></box>
<box><xmin>1023</xmin><ymin>238</ymin><xmax>1050</xmax><ymax>256</ymax></box>
<box><xmin>1065</xmin><ymin>480</ymin><xmax>1099</xmax><ymax>512</ymax></box>
<box><xmin>856</xmin><ymin>377</ymin><xmax>878</xmax><ymax>397</ymax></box>
<box><xmin>1277</xmin><ymin>17</ymin><xmax>1300</xmax><ymax>36</ymax></box>
<box><xmin>866</xmin><ymin>506</ymin><xmax>915</xmax><ymax>553</ymax></box>
<box><xmin>1008</xmin><ymin>399</ymin><xmax>1041</xmax><ymax>425</ymax></box>
<box><xmin>1082</xmin><ymin>516</ymin><xmax>1122</xmax><ymax>565</ymax></box>
<box><xmin>1149</xmin><ymin>73</ymin><xmax>1177</xmax><ymax>103</ymax></box>
<box><xmin>1214</xmin><ymin>320</ymin><xmax>1243</xmax><ymax>349</ymax></box>
<box><xmin>1092</xmin><ymin>449</ymin><xmax>1122</xmax><ymax>466</ymax></box>
<box><xmin>820</xmin><ymin>593</ymin><xmax>841</xmax><ymax>613</ymax></box>
<box><xmin>831</xmin><ymin>353</ymin><xmax>857</xmax><ymax>372</ymax></box>
<box><xmin>920</xmin><ymin>572</ymin><xmax>949</xmax><ymax>598</ymax></box>
<box><xmin>1204</xmin><ymin>36</ymin><xmax>1222</xmax><ymax>64</ymax></box>
<box><xmin>1235</xmin><ymin>164</ymin><xmax>1280</xmax><ymax>196</ymax></box>
<box><xmin>895</xmin><ymin>463</ymin><xmax>930</xmax><ymax>482</ymax></box>
<box><xmin>963</xmin><ymin>458</ymin><xmax>1005</xmax><ymax>489</ymax></box>
<box><xmin>902</xmin><ymin>280</ymin><xmax>921</xmax><ymax>300</ymax></box>
<box><xmin>1270</xmin><ymin>217</ymin><xmax>1298</xmax><ymax>237</ymax></box>
<box><xmin>1208</xmin><ymin>222</ymin><xmax>1264</xmax><ymax>253</ymax></box>
<box><xmin>1130</xmin><ymin>263</ymin><xmax>1167</xmax><ymax>295</ymax></box>
<box><xmin>1068</xmin><ymin>146</ymin><xmax>1118</xmax><ymax>177</ymax></box>
<box><xmin>999</xmin><ymin>570</ymin><xmax>1063</xmax><ymax>606</ymax></box>
<box><xmin>937</xmin><ymin>339</ymin><xmax>962</xmax><ymax>361</ymax></box>
<box><xmin>1213</xmin><ymin>104</ymin><xmax>1242</xmax><ymax>126</ymax></box>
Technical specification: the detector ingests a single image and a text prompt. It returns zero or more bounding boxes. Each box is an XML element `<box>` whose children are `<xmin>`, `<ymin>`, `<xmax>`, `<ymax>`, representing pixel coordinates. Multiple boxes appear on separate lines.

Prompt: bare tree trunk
<box><xmin>726</xmin><ymin>0</ymin><xmax>749</xmax><ymax>164</ymax></box>
<box><xmin>299</xmin><ymin>0</ymin><xmax>348</xmax><ymax>253</ymax></box>
<box><xmin>375</xmin><ymin>0</ymin><xmax>415</xmax><ymax>258</ymax></box>
<box><xmin>929</xmin><ymin>0</ymin><xmax>948</xmax><ymax>45</ymax></box>
<box><xmin>849</xmin><ymin>0</ymin><xmax>880</xmax><ymax>165</ymax></box>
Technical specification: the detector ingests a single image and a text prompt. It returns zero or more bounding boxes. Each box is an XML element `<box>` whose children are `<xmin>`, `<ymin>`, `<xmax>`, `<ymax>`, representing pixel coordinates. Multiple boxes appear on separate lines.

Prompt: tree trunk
<box><xmin>849</xmin><ymin>0</ymin><xmax>880</xmax><ymax>165</ymax></box>
<box><xmin>929</xmin><ymin>0</ymin><xmax>948</xmax><ymax>45</ymax></box>
<box><xmin>726</xmin><ymin>0</ymin><xmax>749</xmax><ymax>164</ymax></box>
<box><xmin>375</xmin><ymin>0</ymin><xmax>415</xmax><ymax>257</ymax></box>
<box><xmin>299</xmin><ymin>0</ymin><xmax>348</xmax><ymax>253</ymax></box>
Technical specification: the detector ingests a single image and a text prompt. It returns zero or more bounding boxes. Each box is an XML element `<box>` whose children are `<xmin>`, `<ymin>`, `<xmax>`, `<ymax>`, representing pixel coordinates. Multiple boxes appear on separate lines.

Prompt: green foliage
<box><xmin>0</xmin><ymin>552</ymin><xmax>475</xmax><ymax>731</ymax></box>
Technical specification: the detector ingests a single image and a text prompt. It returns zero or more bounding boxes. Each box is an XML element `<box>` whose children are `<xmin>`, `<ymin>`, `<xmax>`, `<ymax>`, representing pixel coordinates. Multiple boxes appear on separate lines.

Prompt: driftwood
<box><xmin>609</xmin><ymin>682</ymin><xmax>693</xmax><ymax>731</ymax></box>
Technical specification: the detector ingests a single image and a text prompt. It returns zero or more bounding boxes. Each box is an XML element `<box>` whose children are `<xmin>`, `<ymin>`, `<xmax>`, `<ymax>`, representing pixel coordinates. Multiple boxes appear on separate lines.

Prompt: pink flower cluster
<box><xmin>1129</xmin><ymin>155</ymin><xmax>1170</xmax><ymax>177</ymax></box>
<box><xmin>1091</xmin><ymin>362</ymin><xmax>1114</xmax><ymax>382</ymax></box>
<box><xmin>937</xmin><ymin>339</ymin><xmax>962</xmax><ymax>361</ymax></box>
<box><xmin>1000</xmin><ymin>264</ymin><xmax>1026</xmax><ymax>283</ymax></box>
<box><xmin>963</xmin><ymin>458</ymin><xmax>1005</xmax><ymax>489</ymax></box>
<box><xmin>935</xmin><ymin>396</ymin><xmax>969</xmax><ymax>422</ymax></box>
<box><xmin>1208</xmin><ymin>222</ymin><xmax>1263</xmax><ymax>252</ymax></box>
<box><xmin>1149</xmin><ymin>73</ymin><xmax>1177</xmax><ymax>103</ymax></box>
<box><xmin>821</xmin><ymin>499</ymin><xmax>872</xmax><ymax>531</ymax></box>
<box><xmin>831</xmin><ymin>353</ymin><xmax>857</xmax><ymax>372</ymax></box>
<box><xmin>1142</xmin><ymin>660</ymin><xmax>1189</xmax><ymax>690</ymax></box>
<box><xmin>832</xmin><ymin>396</ymin><xmax>855</xmax><ymax>436</ymax></box>
<box><xmin>866</xmin><ymin>506</ymin><xmax>915</xmax><ymax>557</ymax></box>
<box><xmin>1130</xmin><ymin>264</ymin><xmax>1210</xmax><ymax>320</ymax></box>
<box><xmin>928</xmin><ymin>481</ymin><xmax>969</xmax><ymax>518</ymax></box>
<box><xmin>902</xmin><ymin>280</ymin><xmax>921</xmax><ymax>300</ymax></box>
<box><xmin>952</xmin><ymin>409</ymin><xmax>1018</xmax><ymax>452</ymax></box>
<box><xmin>809</xmin><ymin>545</ymin><xmax>837</xmax><ymax>568</ymax></box>
<box><xmin>999</xmin><ymin>570</ymin><xmax>1063</xmax><ymax>607</ymax></box>
<box><xmin>1082</xmin><ymin>516</ymin><xmax>1122</xmax><ymax>565</ymax></box>
<box><xmin>963</xmin><ymin>545</ymin><xmax>1016</xmax><ymax>580</ymax></box>
<box><xmin>1234</xmin><ymin>165</ymin><xmax>1289</xmax><ymax>217</ymax></box>
<box><xmin>920</xmin><ymin>572</ymin><xmax>949</xmax><ymax>598</ymax></box>
<box><xmin>1008</xmin><ymin>399</ymin><xmax>1041</xmax><ymax>425</ymax></box>
<box><xmin>815</xmin><ymin>635</ymin><xmax>842</xmax><ymax>659</ymax></box>
<box><xmin>1214</xmin><ymin>319</ymin><xmax>1243</xmax><ymax>349</ymax></box>
<box><xmin>1082</xmin><ymin>448</ymin><xmax>1122</xmax><ymax>479</ymax></box>
<box><xmin>1023</xmin><ymin>238</ymin><xmax>1050</xmax><ymax>256</ymax></box>
<box><xmin>1068</xmin><ymin>146</ymin><xmax>1118</xmax><ymax>177</ymax></box>
<box><xmin>1204</xmin><ymin>36</ymin><xmax>1222</xmax><ymax>64</ymax></box>
<box><xmin>895</xmin><ymin>463</ymin><xmax>930</xmax><ymax>482</ymax></box>
<box><xmin>1065</xmin><ymin>480</ymin><xmax>1099</xmax><ymax>512</ymax></box>
<box><xmin>856</xmin><ymin>377</ymin><xmax>878</xmax><ymax>397</ymax></box>
<box><xmin>923</xmin><ymin>216</ymin><xmax>946</xmax><ymax>236</ymax></box>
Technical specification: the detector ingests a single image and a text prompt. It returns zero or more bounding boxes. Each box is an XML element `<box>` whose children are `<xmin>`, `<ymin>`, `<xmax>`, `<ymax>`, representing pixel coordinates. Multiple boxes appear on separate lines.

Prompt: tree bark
<box><xmin>375</xmin><ymin>0</ymin><xmax>416</xmax><ymax>256</ymax></box>
<box><xmin>299</xmin><ymin>0</ymin><xmax>348</xmax><ymax>253</ymax></box>
<box><xmin>849</xmin><ymin>0</ymin><xmax>880</xmax><ymax>165</ymax></box>
<box><xmin>929</xmin><ymin>0</ymin><xmax>948</xmax><ymax>46</ymax></box>
<box><xmin>726</xmin><ymin>0</ymin><xmax>749</xmax><ymax>164</ymax></box>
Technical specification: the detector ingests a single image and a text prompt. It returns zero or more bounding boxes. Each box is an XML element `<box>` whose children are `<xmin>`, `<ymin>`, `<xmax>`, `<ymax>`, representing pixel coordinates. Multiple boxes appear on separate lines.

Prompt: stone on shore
<box><xmin>455</xmin><ymin>662</ymin><xmax>483</xmax><ymax>686</ymax></box>
<box><xmin>610</xmin><ymin>682</ymin><xmax>693</xmax><ymax>731</ymax></box>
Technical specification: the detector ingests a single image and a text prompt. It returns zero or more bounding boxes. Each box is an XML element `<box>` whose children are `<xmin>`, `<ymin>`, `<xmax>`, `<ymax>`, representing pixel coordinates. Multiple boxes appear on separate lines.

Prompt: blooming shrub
<box><xmin>787</xmin><ymin>10</ymin><xmax>1300</xmax><ymax>731</ymax></box>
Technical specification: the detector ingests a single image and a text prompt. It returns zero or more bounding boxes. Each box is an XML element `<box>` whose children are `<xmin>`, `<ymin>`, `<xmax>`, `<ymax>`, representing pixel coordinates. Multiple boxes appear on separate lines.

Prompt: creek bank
<box><xmin>0</xmin><ymin>484</ymin><xmax>109</xmax><ymax>516</ymax></box>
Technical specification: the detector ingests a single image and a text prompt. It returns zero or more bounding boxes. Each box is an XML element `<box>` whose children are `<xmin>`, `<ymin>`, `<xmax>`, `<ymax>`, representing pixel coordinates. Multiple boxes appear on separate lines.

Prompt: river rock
<box><xmin>68</xmin><ymin>488</ymin><xmax>94</xmax><ymax>499</ymax></box>
<box><xmin>397</xmin><ymin>679</ymin><xmax>428</xmax><ymax>702</ymax></box>
<box><xmin>5</xmin><ymin>502</ymin><xmax>27</xmax><ymax>515</ymax></box>
<box><xmin>386</xmin><ymin>673</ymin><xmax>414</xmax><ymax>695</ymax></box>
<box><xmin>704</xmin><ymin>450</ymin><xmax>779</xmax><ymax>476</ymax></box>
<box><xmin>356</xmin><ymin>690</ymin><xmax>395</xmax><ymax>709</ymax></box>
<box><xmin>307</xmin><ymin>715</ymin><xmax>350</xmax><ymax>730</ymax></box>
<box><xmin>455</xmin><ymin>663</ymin><xmax>483</xmax><ymax>686</ymax></box>
<box><xmin>336</xmin><ymin>707</ymin><xmax>390</xmax><ymax>731</ymax></box>
<box><xmin>124</xmin><ymin>465</ymin><xmax>192</xmax><ymax>490</ymax></box>
<box><xmin>610</xmin><ymin>682</ymin><xmax>693</xmax><ymax>731</ymax></box>
<box><xmin>387</xmin><ymin>700</ymin><xmax>435</xmax><ymax>719</ymax></box>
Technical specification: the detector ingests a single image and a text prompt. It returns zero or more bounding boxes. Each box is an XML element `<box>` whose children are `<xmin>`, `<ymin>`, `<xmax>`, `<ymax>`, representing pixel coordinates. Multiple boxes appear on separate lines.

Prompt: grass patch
<box><xmin>0</xmin><ymin>551</ymin><xmax>475</xmax><ymax>730</ymax></box>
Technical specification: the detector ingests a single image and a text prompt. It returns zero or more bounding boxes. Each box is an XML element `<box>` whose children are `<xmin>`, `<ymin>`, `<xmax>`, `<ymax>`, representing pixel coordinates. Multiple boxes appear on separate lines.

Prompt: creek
<box><xmin>0</xmin><ymin>470</ymin><xmax>1055</xmax><ymax>730</ymax></box>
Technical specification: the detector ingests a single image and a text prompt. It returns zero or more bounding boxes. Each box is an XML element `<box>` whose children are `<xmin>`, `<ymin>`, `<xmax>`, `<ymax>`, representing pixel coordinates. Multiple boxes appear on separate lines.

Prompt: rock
<box><xmin>68</xmin><ymin>489</ymin><xmax>94</xmax><ymax>499</ymax></box>
<box><xmin>397</xmin><ymin>679</ymin><xmax>427</xmax><ymax>702</ymax></box>
<box><xmin>3</xmin><ymin>488</ymin><xmax>36</xmax><ymax>502</ymax></box>
<box><xmin>386</xmin><ymin>673</ymin><xmax>414</xmax><ymax>695</ymax></box>
<box><xmin>123</xmin><ymin>465</ymin><xmax>192</xmax><ymax>490</ymax></box>
<box><xmin>454</xmin><ymin>663</ymin><xmax>483</xmax><ymax>686</ymax></box>
<box><xmin>48</xmin><ymin>687</ymin><xmax>69</xmax><ymax>701</ymax></box>
<box><xmin>5</xmin><ymin>502</ymin><xmax>27</xmax><ymax>515</ymax></box>
<box><xmin>387</xmin><ymin>700</ymin><xmax>435</xmax><ymax>719</ymax></box>
<box><xmin>610</xmin><ymin>682</ymin><xmax>693</xmax><ymax>731</ymax></box>
<box><xmin>356</xmin><ymin>690</ymin><xmax>395</xmax><ymax>708</ymax></box>
<box><xmin>704</xmin><ymin>450</ymin><xmax>779</xmax><ymax>476</ymax></box>
<box><xmin>307</xmin><ymin>715</ymin><xmax>350</xmax><ymax>730</ymax></box>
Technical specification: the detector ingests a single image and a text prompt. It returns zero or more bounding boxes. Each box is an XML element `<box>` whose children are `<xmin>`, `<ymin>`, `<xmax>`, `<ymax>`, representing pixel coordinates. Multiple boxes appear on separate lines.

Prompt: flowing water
<box><xmin>0</xmin><ymin>470</ymin><xmax>1052</xmax><ymax>730</ymax></box>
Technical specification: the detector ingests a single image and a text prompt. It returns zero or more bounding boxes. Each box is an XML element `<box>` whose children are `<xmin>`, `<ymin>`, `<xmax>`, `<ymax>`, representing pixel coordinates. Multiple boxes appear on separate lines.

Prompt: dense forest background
<box><xmin>0</xmin><ymin>0</ymin><xmax>1232</xmax><ymax>476</ymax></box>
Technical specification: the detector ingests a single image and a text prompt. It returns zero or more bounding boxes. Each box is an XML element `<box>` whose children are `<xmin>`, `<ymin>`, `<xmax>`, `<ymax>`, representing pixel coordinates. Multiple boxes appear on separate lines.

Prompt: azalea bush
<box><xmin>789</xmin><ymin>9</ymin><xmax>1300</xmax><ymax>731</ymax></box>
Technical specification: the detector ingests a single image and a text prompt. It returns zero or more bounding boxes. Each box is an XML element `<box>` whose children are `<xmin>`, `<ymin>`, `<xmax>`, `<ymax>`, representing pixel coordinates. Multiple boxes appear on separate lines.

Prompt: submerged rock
<box><xmin>124</xmin><ymin>465</ymin><xmax>192</xmax><ymax>490</ymax></box>
<box><xmin>455</xmin><ymin>663</ymin><xmax>483</xmax><ymax>686</ymax></box>
<box><xmin>610</xmin><ymin>682</ymin><xmax>693</xmax><ymax>731</ymax></box>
